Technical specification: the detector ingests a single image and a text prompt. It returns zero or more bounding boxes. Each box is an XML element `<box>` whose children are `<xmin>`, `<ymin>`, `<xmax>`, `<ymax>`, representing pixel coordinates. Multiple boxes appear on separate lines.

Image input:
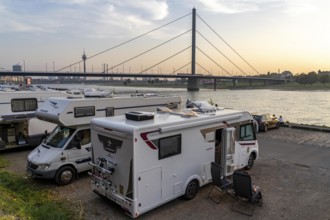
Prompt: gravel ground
<box><xmin>2</xmin><ymin>127</ymin><xmax>330</xmax><ymax>220</ymax></box>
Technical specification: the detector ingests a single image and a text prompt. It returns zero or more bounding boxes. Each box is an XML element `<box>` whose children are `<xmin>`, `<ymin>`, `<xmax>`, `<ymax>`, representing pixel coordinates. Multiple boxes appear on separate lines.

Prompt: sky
<box><xmin>1</xmin><ymin>0</ymin><xmax>330</xmax><ymax>76</ymax></box>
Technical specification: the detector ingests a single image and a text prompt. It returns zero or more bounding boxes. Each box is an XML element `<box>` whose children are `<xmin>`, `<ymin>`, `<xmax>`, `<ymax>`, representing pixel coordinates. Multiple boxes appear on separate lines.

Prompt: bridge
<box><xmin>0</xmin><ymin>8</ymin><xmax>286</xmax><ymax>91</ymax></box>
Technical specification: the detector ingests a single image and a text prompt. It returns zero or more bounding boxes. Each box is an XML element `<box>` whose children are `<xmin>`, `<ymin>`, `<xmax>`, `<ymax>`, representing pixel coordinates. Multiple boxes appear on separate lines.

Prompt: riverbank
<box><xmin>259</xmin><ymin>126</ymin><xmax>330</xmax><ymax>147</ymax></box>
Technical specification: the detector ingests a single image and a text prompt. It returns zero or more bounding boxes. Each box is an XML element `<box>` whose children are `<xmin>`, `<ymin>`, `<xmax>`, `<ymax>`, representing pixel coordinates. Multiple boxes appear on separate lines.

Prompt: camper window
<box><xmin>239</xmin><ymin>124</ymin><xmax>255</xmax><ymax>141</ymax></box>
<box><xmin>11</xmin><ymin>98</ymin><xmax>38</xmax><ymax>112</ymax></box>
<box><xmin>74</xmin><ymin>106</ymin><xmax>95</xmax><ymax>118</ymax></box>
<box><xmin>78</xmin><ymin>129</ymin><xmax>91</xmax><ymax>145</ymax></box>
<box><xmin>106</xmin><ymin>107</ymin><xmax>114</xmax><ymax>117</ymax></box>
<box><xmin>158</xmin><ymin>134</ymin><xmax>181</xmax><ymax>160</ymax></box>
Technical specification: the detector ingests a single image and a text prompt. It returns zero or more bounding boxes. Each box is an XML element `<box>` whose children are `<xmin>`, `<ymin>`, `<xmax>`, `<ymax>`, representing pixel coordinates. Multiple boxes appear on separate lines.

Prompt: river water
<box><xmin>43</xmin><ymin>84</ymin><xmax>330</xmax><ymax>127</ymax></box>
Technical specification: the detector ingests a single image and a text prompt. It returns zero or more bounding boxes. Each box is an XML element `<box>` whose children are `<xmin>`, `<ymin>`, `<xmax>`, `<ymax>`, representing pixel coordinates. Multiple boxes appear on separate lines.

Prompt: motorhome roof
<box><xmin>91</xmin><ymin>108</ymin><xmax>251</xmax><ymax>134</ymax></box>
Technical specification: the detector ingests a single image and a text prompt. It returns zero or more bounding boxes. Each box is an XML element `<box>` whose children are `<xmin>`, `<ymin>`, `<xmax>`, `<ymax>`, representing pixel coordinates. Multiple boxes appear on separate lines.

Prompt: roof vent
<box><xmin>125</xmin><ymin>111</ymin><xmax>154</xmax><ymax>121</ymax></box>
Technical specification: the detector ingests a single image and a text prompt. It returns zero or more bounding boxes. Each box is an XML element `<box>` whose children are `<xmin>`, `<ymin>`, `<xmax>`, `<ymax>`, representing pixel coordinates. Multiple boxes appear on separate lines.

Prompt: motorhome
<box><xmin>0</xmin><ymin>89</ymin><xmax>76</xmax><ymax>150</ymax></box>
<box><xmin>27</xmin><ymin>95</ymin><xmax>181</xmax><ymax>185</ymax></box>
<box><xmin>89</xmin><ymin>106</ymin><xmax>259</xmax><ymax>218</ymax></box>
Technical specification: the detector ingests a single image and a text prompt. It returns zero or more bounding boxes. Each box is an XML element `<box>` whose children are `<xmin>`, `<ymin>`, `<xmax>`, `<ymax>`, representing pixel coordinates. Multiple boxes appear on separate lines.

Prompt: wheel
<box><xmin>183</xmin><ymin>180</ymin><xmax>199</xmax><ymax>200</ymax></box>
<box><xmin>264</xmin><ymin>125</ymin><xmax>268</xmax><ymax>132</ymax></box>
<box><xmin>55</xmin><ymin>166</ymin><xmax>76</xmax><ymax>186</ymax></box>
<box><xmin>245</xmin><ymin>154</ymin><xmax>255</xmax><ymax>170</ymax></box>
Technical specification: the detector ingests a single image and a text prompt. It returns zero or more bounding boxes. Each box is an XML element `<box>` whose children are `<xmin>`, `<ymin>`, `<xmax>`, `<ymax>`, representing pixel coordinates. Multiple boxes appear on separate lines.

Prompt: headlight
<box><xmin>38</xmin><ymin>163</ymin><xmax>51</xmax><ymax>170</ymax></box>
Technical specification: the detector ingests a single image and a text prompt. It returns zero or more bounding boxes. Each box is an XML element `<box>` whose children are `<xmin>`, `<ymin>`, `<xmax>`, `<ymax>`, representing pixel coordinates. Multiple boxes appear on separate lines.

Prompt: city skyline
<box><xmin>1</xmin><ymin>0</ymin><xmax>330</xmax><ymax>75</ymax></box>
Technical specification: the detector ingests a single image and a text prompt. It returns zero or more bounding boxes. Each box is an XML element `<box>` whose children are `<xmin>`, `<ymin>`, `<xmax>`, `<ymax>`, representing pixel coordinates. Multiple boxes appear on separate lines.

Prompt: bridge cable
<box><xmin>56</xmin><ymin>12</ymin><xmax>192</xmax><ymax>72</ymax></box>
<box><xmin>173</xmin><ymin>62</ymin><xmax>191</xmax><ymax>74</ymax></box>
<box><xmin>196</xmin><ymin>46</ymin><xmax>231</xmax><ymax>75</ymax></box>
<box><xmin>196</xmin><ymin>14</ymin><xmax>260</xmax><ymax>75</ymax></box>
<box><xmin>197</xmin><ymin>30</ymin><xmax>247</xmax><ymax>76</ymax></box>
<box><xmin>139</xmin><ymin>46</ymin><xmax>191</xmax><ymax>74</ymax></box>
<box><xmin>104</xmin><ymin>30</ymin><xmax>191</xmax><ymax>73</ymax></box>
<box><xmin>195</xmin><ymin>62</ymin><xmax>212</xmax><ymax>75</ymax></box>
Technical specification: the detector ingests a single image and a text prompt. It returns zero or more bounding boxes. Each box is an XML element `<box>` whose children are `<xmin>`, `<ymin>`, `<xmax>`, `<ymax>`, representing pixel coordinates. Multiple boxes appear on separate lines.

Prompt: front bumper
<box><xmin>27</xmin><ymin>165</ymin><xmax>57</xmax><ymax>179</ymax></box>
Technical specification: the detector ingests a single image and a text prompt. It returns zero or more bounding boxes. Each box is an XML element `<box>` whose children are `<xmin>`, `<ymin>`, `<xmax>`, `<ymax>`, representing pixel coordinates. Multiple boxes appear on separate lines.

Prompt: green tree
<box><xmin>295</xmin><ymin>73</ymin><xmax>308</xmax><ymax>85</ymax></box>
<box><xmin>307</xmin><ymin>71</ymin><xmax>318</xmax><ymax>85</ymax></box>
<box><xmin>319</xmin><ymin>74</ymin><xmax>330</xmax><ymax>85</ymax></box>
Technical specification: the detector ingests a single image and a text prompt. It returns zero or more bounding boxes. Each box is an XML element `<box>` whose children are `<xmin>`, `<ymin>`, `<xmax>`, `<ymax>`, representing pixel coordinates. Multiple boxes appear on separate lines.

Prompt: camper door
<box><xmin>236</xmin><ymin>123</ymin><xmax>257</xmax><ymax>167</ymax></box>
<box><xmin>65</xmin><ymin>128</ymin><xmax>92</xmax><ymax>172</ymax></box>
<box><xmin>221</xmin><ymin>127</ymin><xmax>235</xmax><ymax>177</ymax></box>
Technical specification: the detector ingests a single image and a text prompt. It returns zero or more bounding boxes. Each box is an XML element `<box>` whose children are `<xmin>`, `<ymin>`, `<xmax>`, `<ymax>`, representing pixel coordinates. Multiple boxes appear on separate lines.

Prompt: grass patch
<box><xmin>0</xmin><ymin>156</ymin><xmax>79</xmax><ymax>220</ymax></box>
<box><xmin>0</xmin><ymin>156</ymin><xmax>7</xmax><ymax>169</ymax></box>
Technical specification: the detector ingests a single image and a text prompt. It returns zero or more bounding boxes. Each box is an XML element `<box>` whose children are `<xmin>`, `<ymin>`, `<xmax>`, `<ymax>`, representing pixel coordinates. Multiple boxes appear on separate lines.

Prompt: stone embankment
<box><xmin>259</xmin><ymin>124</ymin><xmax>330</xmax><ymax>147</ymax></box>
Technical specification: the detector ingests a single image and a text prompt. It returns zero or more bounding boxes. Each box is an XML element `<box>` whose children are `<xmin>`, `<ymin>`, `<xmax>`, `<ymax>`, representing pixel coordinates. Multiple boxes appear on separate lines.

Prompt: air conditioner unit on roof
<box><xmin>125</xmin><ymin>111</ymin><xmax>155</xmax><ymax>121</ymax></box>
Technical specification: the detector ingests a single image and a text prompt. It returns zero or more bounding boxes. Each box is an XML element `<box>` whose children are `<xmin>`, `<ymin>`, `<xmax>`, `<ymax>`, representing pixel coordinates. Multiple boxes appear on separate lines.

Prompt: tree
<box><xmin>319</xmin><ymin>74</ymin><xmax>330</xmax><ymax>85</ymax></box>
<box><xmin>295</xmin><ymin>73</ymin><xmax>308</xmax><ymax>85</ymax></box>
<box><xmin>307</xmin><ymin>72</ymin><xmax>318</xmax><ymax>85</ymax></box>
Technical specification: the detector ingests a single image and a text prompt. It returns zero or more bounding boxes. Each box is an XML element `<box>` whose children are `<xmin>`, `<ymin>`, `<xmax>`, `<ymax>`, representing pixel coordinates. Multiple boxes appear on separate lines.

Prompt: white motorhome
<box><xmin>27</xmin><ymin>95</ymin><xmax>181</xmax><ymax>185</ymax></box>
<box><xmin>0</xmin><ymin>89</ymin><xmax>76</xmax><ymax>150</ymax></box>
<box><xmin>89</xmin><ymin>107</ymin><xmax>259</xmax><ymax>218</ymax></box>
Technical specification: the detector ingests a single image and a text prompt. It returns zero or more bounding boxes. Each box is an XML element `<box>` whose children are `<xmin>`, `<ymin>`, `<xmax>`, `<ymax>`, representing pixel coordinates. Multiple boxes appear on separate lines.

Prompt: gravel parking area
<box><xmin>2</xmin><ymin>127</ymin><xmax>330</xmax><ymax>219</ymax></box>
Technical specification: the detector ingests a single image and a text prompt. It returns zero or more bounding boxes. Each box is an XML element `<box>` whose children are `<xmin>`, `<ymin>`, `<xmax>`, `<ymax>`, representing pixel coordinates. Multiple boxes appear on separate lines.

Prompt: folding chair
<box><xmin>207</xmin><ymin>162</ymin><xmax>232</xmax><ymax>204</ymax></box>
<box><xmin>231</xmin><ymin>171</ymin><xmax>263</xmax><ymax>216</ymax></box>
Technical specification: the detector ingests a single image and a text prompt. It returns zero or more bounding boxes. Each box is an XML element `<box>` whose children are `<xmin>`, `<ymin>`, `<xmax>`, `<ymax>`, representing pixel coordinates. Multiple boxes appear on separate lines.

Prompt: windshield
<box><xmin>44</xmin><ymin>126</ymin><xmax>76</xmax><ymax>148</ymax></box>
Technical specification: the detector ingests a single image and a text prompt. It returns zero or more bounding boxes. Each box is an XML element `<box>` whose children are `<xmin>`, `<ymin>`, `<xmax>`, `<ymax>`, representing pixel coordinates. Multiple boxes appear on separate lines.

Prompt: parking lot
<box><xmin>3</xmin><ymin>127</ymin><xmax>330</xmax><ymax>219</ymax></box>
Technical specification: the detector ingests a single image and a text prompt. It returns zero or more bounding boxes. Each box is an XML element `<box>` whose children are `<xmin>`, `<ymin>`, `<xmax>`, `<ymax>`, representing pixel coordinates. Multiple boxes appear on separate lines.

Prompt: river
<box><xmin>43</xmin><ymin>84</ymin><xmax>330</xmax><ymax>127</ymax></box>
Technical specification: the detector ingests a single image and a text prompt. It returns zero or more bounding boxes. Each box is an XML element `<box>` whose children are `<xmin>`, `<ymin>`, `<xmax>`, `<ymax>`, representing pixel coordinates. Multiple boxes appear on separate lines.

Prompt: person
<box><xmin>278</xmin><ymin>115</ymin><xmax>284</xmax><ymax>125</ymax></box>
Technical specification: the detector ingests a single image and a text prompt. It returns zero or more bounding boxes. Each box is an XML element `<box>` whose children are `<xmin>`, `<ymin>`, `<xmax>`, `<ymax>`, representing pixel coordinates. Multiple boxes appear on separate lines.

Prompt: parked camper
<box><xmin>0</xmin><ymin>90</ymin><xmax>77</xmax><ymax>150</ymax></box>
<box><xmin>89</xmin><ymin>107</ymin><xmax>259</xmax><ymax>218</ymax></box>
<box><xmin>27</xmin><ymin>95</ymin><xmax>181</xmax><ymax>185</ymax></box>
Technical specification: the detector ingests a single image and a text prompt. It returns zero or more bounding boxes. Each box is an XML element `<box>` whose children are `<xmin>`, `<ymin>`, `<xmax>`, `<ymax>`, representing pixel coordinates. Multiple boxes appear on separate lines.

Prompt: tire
<box><xmin>183</xmin><ymin>180</ymin><xmax>199</xmax><ymax>200</ymax></box>
<box><xmin>264</xmin><ymin>125</ymin><xmax>268</xmax><ymax>132</ymax></box>
<box><xmin>245</xmin><ymin>154</ymin><xmax>255</xmax><ymax>170</ymax></box>
<box><xmin>55</xmin><ymin>166</ymin><xmax>76</xmax><ymax>186</ymax></box>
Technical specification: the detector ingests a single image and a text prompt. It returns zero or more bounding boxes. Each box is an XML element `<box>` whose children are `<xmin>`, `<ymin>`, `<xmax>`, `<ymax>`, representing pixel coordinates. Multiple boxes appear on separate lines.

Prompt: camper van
<box><xmin>89</xmin><ymin>106</ymin><xmax>259</xmax><ymax>218</ymax></box>
<box><xmin>27</xmin><ymin>95</ymin><xmax>181</xmax><ymax>185</ymax></box>
<box><xmin>0</xmin><ymin>89</ymin><xmax>77</xmax><ymax>150</ymax></box>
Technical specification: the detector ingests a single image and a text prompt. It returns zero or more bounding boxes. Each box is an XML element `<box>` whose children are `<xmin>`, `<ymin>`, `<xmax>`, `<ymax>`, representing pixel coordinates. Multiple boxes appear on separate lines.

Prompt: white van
<box><xmin>27</xmin><ymin>95</ymin><xmax>181</xmax><ymax>185</ymax></box>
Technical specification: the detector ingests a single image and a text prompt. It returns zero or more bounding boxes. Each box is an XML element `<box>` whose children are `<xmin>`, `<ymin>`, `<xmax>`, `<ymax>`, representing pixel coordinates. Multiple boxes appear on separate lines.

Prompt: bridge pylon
<box><xmin>187</xmin><ymin>8</ymin><xmax>199</xmax><ymax>91</ymax></box>
<box><xmin>187</xmin><ymin>78</ymin><xmax>200</xmax><ymax>91</ymax></box>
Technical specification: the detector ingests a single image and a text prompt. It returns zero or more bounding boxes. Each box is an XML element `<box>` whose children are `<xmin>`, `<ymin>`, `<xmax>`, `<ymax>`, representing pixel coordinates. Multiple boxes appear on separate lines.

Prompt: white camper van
<box><xmin>27</xmin><ymin>95</ymin><xmax>181</xmax><ymax>185</ymax></box>
<box><xmin>0</xmin><ymin>89</ymin><xmax>77</xmax><ymax>150</ymax></box>
<box><xmin>89</xmin><ymin>107</ymin><xmax>259</xmax><ymax>218</ymax></box>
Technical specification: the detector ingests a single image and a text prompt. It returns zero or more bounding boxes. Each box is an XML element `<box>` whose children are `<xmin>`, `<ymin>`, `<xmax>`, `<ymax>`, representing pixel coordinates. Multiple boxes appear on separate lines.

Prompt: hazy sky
<box><xmin>1</xmin><ymin>0</ymin><xmax>329</xmax><ymax>75</ymax></box>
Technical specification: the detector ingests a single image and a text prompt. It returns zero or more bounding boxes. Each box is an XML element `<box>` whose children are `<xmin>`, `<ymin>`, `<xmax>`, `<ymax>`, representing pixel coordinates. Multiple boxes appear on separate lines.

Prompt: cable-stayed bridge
<box><xmin>0</xmin><ymin>8</ymin><xmax>285</xmax><ymax>91</ymax></box>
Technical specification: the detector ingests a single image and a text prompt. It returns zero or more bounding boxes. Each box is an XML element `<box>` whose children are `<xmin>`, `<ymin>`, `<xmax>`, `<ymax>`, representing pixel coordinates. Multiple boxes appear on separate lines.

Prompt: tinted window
<box><xmin>158</xmin><ymin>134</ymin><xmax>181</xmax><ymax>160</ymax></box>
<box><xmin>74</xmin><ymin>106</ymin><xmax>95</xmax><ymax>117</ymax></box>
<box><xmin>11</xmin><ymin>98</ymin><xmax>38</xmax><ymax>112</ymax></box>
<box><xmin>106</xmin><ymin>107</ymin><xmax>114</xmax><ymax>117</ymax></box>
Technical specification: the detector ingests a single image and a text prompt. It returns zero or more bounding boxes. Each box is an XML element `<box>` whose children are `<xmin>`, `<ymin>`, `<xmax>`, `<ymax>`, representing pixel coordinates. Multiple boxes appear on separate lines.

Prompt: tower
<box><xmin>82</xmin><ymin>50</ymin><xmax>87</xmax><ymax>80</ymax></box>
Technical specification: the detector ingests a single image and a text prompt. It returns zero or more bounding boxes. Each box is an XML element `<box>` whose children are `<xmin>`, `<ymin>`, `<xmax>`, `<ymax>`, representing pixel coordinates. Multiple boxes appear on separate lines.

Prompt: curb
<box><xmin>281</xmin><ymin>123</ymin><xmax>330</xmax><ymax>133</ymax></box>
